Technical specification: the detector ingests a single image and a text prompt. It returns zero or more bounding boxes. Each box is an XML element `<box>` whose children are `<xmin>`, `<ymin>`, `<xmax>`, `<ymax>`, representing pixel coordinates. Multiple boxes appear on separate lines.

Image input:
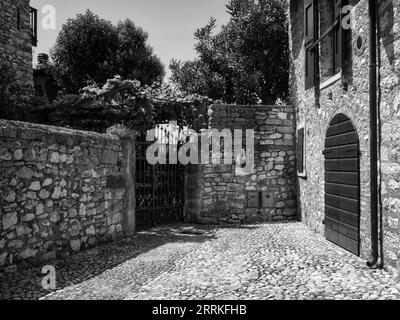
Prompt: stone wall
<box><xmin>185</xmin><ymin>104</ymin><xmax>297</xmax><ymax>224</ymax></box>
<box><xmin>0</xmin><ymin>120</ymin><xmax>131</xmax><ymax>270</ymax></box>
<box><xmin>289</xmin><ymin>0</ymin><xmax>400</xmax><ymax>271</ymax></box>
<box><xmin>0</xmin><ymin>0</ymin><xmax>34</xmax><ymax>97</ymax></box>
<box><xmin>378</xmin><ymin>0</ymin><xmax>400</xmax><ymax>271</ymax></box>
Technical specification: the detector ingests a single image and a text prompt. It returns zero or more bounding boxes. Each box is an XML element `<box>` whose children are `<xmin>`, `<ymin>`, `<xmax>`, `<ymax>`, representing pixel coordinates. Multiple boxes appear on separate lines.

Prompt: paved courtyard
<box><xmin>1</xmin><ymin>222</ymin><xmax>400</xmax><ymax>300</ymax></box>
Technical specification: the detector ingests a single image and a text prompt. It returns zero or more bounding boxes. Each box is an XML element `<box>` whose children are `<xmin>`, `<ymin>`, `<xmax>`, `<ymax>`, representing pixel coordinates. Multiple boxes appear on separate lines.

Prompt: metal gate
<box><xmin>135</xmin><ymin>132</ymin><xmax>185</xmax><ymax>229</ymax></box>
<box><xmin>323</xmin><ymin>114</ymin><xmax>360</xmax><ymax>255</ymax></box>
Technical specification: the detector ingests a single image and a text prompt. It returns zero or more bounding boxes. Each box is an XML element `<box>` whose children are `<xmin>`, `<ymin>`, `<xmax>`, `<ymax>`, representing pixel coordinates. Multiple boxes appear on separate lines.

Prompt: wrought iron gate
<box><xmin>135</xmin><ymin>132</ymin><xmax>185</xmax><ymax>229</ymax></box>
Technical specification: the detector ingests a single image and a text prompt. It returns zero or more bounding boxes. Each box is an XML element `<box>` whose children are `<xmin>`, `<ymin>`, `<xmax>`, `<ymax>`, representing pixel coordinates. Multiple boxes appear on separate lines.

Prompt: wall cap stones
<box><xmin>0</xmin><ymin>120</ymin><xmax>119</xmax><ymax>143</ymax></box>
<box><xmin>106</xmin><ymin>124</ymin><xmax>138</xmax><ymax>140</ymax></box>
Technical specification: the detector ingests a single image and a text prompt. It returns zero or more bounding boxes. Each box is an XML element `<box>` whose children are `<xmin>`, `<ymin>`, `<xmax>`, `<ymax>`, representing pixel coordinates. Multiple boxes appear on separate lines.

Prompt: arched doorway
<box><xmin>323</xmin><ymin>114</ymin><xmax>360</xmax><ymax>256</ymax></box>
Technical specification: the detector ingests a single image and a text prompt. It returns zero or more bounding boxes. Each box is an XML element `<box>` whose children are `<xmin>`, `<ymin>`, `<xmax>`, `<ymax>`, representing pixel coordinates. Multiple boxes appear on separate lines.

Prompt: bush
<box><xmin>30</xmin><ymin>76</ymin><xmax>212</xmax><ymax>133</ymax></box>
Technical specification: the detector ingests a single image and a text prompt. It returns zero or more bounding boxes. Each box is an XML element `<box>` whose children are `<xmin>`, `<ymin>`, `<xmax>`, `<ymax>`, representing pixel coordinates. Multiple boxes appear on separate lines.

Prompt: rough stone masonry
<box><xmin>289</xmin><ymin>0</ymin><xmax>400</xmax><ymax>271</ymax></box>
<box><xmin>0</xmin><ymin>105</ymin><xmax>297</xmax><ymax>270</ymax></box>
<box><xmin>0</xmin><ymin>120</ymin><xmax>130</xmax><ymax>270</ymax></box>
<box><xmin>185</xmin><ymin>104</ymin><xmax>297</xmax><ymax>224</ymax></box>
<box><xmin>0</xmin><ymin>0</ymin><xmax>34</xmax><ymax>97</ymax></box>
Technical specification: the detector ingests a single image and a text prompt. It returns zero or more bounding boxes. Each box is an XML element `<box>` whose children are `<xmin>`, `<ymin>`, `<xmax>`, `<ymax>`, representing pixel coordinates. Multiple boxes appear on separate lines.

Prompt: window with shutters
<box><xmin>304</xmin><ymin>0</ymin><xmax>350</xmax><ymax>90</ymax></box>
<box><xmin>296</xmin><ymin>124</ymin><xmax>306</xmax><ymax>177</ymax></box>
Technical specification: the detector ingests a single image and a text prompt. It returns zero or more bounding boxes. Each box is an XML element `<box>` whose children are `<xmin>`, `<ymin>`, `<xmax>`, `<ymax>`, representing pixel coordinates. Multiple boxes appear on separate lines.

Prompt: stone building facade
<box><xmin>289</xmin><ymin>0</ymin><xmax>400</xmax><ymax>271</ymax></box>
<box><xmin>185</xmin><ymin>104</ymin><xmax>297</xmax><ymax>224</ymax></box>
<box><xmin>0</xmin><ymin>0</ymin><xmax>36</xmax><ymax>96</ymax></box>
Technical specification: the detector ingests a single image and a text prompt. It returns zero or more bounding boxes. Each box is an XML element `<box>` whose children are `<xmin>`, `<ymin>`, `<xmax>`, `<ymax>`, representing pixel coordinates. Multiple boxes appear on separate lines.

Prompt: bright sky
<box><xmin>30</xmin><ymin>0</ymin><xmax>230</xmax><ymax>79</ymax></box>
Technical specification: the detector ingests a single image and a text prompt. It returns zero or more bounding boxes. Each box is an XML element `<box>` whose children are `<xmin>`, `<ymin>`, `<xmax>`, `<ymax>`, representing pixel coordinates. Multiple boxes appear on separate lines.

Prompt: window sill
<box><xmin>298</xmin><ymin>171</ymin><xmax>307</xmax><ymax>179</ymax></box>
<box><xmin>320</xmin><ymin>72</ymin><xmax>342</xmax><ymax>90</ymax></box>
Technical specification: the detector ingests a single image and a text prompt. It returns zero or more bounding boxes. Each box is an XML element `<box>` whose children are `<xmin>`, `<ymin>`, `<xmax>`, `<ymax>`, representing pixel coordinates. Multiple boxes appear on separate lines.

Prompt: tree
<box><xmin>170</xmin><ymin>0</ymin><xmax>289</xmax><ymax>104</ymax></box>
<box><xmin>116</xmin><ymin>19</ymin><xmax>165</xmax><ymax>85</ymax></box>
<box><xmin>51</xmin><ymin>10</ymin><xmax>164</xmax><ymax>93</ymax></box>
<box><xmin>169</xmin><ymin>59</ymin><xmax>225</xmax><ymax>99</ymax></box>
<box><xmin>51</xmin><ymin>10</ymin><xmax>119</xmax><ymax>93</ymax></box>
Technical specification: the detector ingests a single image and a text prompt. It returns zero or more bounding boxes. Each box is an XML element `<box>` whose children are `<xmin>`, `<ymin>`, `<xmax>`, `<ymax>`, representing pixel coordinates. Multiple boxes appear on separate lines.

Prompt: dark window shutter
<box><xmin>30</xmin><ymin>7</ymin><xmax>38</xmax><ymax>47</ymax></box>
<box><xmin>305</xmin><ymin>47</ymin><xmax>315</xmax><ymax>89</ymax></box>
<box><xmin>334</xmin><ymin>0</ymin><xmax>342</xmax><ymax>21</ymax></box>
<box><xmin>304</xmin><ymin>0</ymin><xmax>315</xmax><ymax>45</ymax></box>
<box><xmin>297</xmin><ymin>128</ymin><xmax>305</xmax><ymax>173</ymax></box>
<box><xmin>333</xmin><ymin>0</ymin><xmax>343</xmax><ymax>73</ymax></box>
<box><xmin>17</xmin><ymin>7</ymin><xmax>21</xmax><ymax>30</ymax></box>
<box><xmin>341</xmin><ymin>0</ymin><xmax>351</xmax><ymax>65</ymax></box>
<box><xmin>304</xmin><ymin>0</ymin><xmax>316</xmax><ymax>89</ymax></box>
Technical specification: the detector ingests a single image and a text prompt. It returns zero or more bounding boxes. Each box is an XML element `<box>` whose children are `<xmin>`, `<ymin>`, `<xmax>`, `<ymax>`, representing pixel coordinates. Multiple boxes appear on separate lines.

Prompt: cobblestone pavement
<box><xmin>1</xmin><ymin>222</ymin><xmax>400</xmax><ymax>300</ymax></box>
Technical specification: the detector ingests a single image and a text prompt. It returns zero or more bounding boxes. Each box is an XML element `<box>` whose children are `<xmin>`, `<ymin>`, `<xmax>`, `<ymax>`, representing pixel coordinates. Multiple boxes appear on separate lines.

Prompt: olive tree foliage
<box><xmin>51</xmin><ymin>10</ymin><xmax>165</xmax><ymax>94</ymax></box>
<box><xmin>170</xmin><ymin>0</ymin><xmax>289</xmax><ymax>104</ymax></box>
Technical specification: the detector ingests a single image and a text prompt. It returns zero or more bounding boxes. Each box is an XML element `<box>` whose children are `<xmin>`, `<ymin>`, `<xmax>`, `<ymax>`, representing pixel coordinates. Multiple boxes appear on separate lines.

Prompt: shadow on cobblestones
<box><xmin>3</xmin><ymin>222</ymin><xmax>400</xmax><ymax>300</ymax></box>
<box><xmin>0</xmin><ymin>223</ymin><xmax>217</xmax><ymax>300</ymax></box>
<box><xmin>216</xmin><ymin>221</ymin><xmax>294</xmax><ymax>230</ymax></box>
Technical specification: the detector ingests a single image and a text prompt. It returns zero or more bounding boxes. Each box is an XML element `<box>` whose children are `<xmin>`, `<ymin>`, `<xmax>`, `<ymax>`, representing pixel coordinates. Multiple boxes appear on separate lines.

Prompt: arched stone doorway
<box><xmin>323</xmin><ymin>114</ymin><xmax>360</xmax><ymax>256</ymax></box>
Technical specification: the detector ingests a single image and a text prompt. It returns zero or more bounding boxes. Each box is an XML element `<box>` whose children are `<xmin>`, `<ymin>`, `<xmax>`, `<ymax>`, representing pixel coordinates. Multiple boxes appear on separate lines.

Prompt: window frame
<box><xmin>304</xmin><ymin>0</ymin><xmax>347</xmax><ymax>90</ymax></box>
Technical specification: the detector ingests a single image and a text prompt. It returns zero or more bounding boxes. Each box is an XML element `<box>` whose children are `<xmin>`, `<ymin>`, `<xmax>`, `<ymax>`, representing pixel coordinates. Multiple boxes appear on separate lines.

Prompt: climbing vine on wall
<box><xmin>0</xmin><ymin>62</ymin><xmax>35</xmax><ymax>121</ymax></box>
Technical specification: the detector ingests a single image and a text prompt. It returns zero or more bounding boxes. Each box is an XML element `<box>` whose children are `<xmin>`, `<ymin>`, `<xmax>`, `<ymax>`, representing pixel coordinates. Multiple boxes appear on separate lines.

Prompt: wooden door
<box><xmin>324</xmin><ymin>114</ymin><xmax>360</xmax><ymax>255</ymax></box>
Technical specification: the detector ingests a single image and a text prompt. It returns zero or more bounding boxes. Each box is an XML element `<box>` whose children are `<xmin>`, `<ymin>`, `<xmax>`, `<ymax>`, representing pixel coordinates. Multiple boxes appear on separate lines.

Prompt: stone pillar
<box><xmin>184</xmin><ymin>164</ymin><xmax>203</xmax><ymax>223</ymax></box>
<box><xmin>107</xmin><ymin>125</ymin><xmax>137</xmax><ymax>236</ymax></box>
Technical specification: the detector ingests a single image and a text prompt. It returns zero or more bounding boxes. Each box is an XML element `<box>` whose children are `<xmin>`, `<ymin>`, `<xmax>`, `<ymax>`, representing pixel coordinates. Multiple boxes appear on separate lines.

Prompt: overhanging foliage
<box><xmin>31</xmin><ymin>76</ymin><xmax>213</xmax><ymax>133</ymax></box>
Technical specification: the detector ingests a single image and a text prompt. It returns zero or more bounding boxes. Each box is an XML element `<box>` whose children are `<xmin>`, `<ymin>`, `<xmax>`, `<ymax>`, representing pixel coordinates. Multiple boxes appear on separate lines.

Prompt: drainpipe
<box><xmin>367</xmin><ymin>0</ymin><xmax>379</xmax><ymax>268</ymax></box>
